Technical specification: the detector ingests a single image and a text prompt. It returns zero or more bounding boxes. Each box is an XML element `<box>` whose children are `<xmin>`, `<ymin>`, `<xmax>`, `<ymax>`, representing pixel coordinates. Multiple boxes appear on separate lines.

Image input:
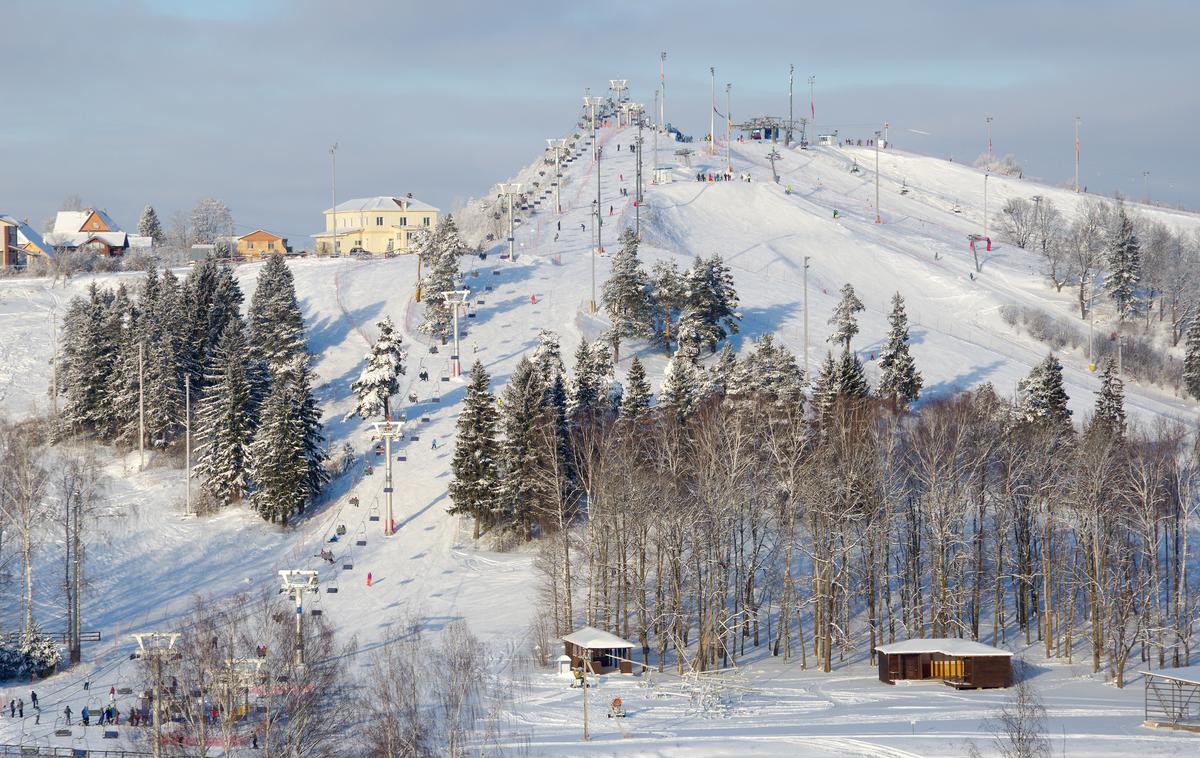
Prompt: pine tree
<box><xmin>602</xmin><ymin>228</ymin><xmax>653</xmax><ymax>360</ymax></box>
<box><xmin>1016</xmin><ymin>354</ymin><xmax>1073</xmax><ymax>430</ymax></box>
<box><xmin>195</xmin><ymin>316</ymin><xmax>252</xmax><ymax>505</ymax></box>
<box><xmin>1184</xmin><ymin>314</ymin><xmax>1200</xmax><ymax>399</ymax></box>
<box><xmin>709</xmin><ymin>343</ymin><xmax>739</xmax><ymax>398</ymax></box>
<box><xmin>569</xmin><ymin>340</ymin><xmax>616</xmax><ymax>421</ymax></box>
<box><xmin>141</xmin><ymin>268</ymin><xmax>186</xmax><ymax>447</ymax></box>
<box><xmin>619</xmin><ymin>356</ymin><xmax>652</xmax><ymax>422</ymax></box>
<box><xmin>182</xmin><ymin>259</ymin><xmax>219</xmax><ymax>391</ymax></box>
<box><xmin>877</xmin><ymin>293</ymin><xmax>923</xmax><ymax>408</ymax></box>
<box><xmin>247</xmin><ymin>253</ymin><xmax>307</xmax><ymax>404</ymax></box>
<box><xmin>834</xmin><ymin>348</ymin><xmax>870</xmax><ymax>399</ymax></box>
<box><xmin>348</xmin><ymin>316</ymin><xmax>407</xmax><ymax>421</ymax></box>
<box><xmin>677</xmin><ymin>254</ymin><xmax>741</xmax><ymax>353</ymax></box>
<box><xmin>828</xmin><ymin>283</ymin><xmax>865</xmax><ymax>350</ymax></box>
<box><xmin>650</xmin><ymin>259</ymin><xmax>688</xmax><ymax>353</ymax></box>
<box><xmin>810</xmin><ymin>351</ymin><xmax>839</xmax><ymax>428</ymax></box>
<box><xmin>1104</xmin><ymin>206</ymin><xmax>1141</xmax><ymax>323</ymax></box>
<box><xmin>1089</xmin><ymin>357</ymin><xmax>1126</xmax><ymax>439</ymax></box>
<box><xmin>247</xmin><ymin>377</ymin><xmax>307</xmax><ymax>525</ymax></box>
<box><xmin>659</xmin><ymin>345</ymin><xmax>705</xmax><ymax>420</ymax></box>
<box><xmin>138</xmin><ymin>204</ymin><xmax>164</xmax><ymax>244</ymax></box>
<box><xmin>532</xmin><ymin>329</ymin><xmax>565</xmax><ymax>387</ymax></box>
<box><xmin>418</xmin><ymin>217</ymin><xmax>462</xmax><ymax>343</ymax></box>
<box><xmin>498</xmin><ymin>357</ymin><xmax>550</xmax><ymax>539</ymax></box>
<box><xmin>448</xmin><ymin>361</ymin><xmax>502</xmax><ymax>539</ymax></box>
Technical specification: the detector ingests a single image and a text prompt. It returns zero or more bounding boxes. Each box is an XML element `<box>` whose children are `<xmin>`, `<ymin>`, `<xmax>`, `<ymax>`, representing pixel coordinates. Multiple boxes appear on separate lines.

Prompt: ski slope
<box><xmin>1</xmin><ymin>119</ymin><xmax>1199</xmax><ymax>756</ymax></box>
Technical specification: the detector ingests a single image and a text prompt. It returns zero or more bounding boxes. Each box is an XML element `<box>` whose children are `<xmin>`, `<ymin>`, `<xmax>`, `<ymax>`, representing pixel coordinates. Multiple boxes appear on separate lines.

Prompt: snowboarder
<box><xmin>431</xmin><ymin>438</ymin><xmax>438</xmax><ymax>450</ymax></box>
<box><xmin>63</xmin><ymin>706</ymin><xmax>72</xmax><ymax>725</ymax></box>
<box><xmin>580</xmin><ymin>223</ymin><xmax>585</xmax><ymax>232</ymax></box>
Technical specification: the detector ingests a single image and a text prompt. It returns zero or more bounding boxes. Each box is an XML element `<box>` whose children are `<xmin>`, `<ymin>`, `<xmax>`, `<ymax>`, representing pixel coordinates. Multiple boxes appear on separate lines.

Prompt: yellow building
<box><xmin>313</xmin><ymin>195</ymin><xmax>439</xmax><ymax>256</ymax></box>
<box><xmin>236</xmin><ymin>229</ymin><xmax>290</xmax><ymax>260</ymax></box>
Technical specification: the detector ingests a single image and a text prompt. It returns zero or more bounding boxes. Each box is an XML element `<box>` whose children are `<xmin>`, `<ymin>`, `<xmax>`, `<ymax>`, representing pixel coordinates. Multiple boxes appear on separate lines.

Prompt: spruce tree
<box><xmin>59</xmin><ymin>285</ymin><xmax>112</xmax><ymax>430</ymax></box>
<box><xmin>650</xmin><ymin>259</ymin><xmax>687</xmax><ymax>353</ymax></box>
<box><xmin>1017</xmin><ymin>354</ymin><xmax>1073</xmax><ymax>431</ymax></box>
<box><xmin>195</xmin><ymin>316</ymin><xmax>252</xmax><ymax>505</ymax></box>
<box><xmin>141</xmin><ymin>268</ymin><xmax>186</xmax><ymax>447</ymax></box>
<box><xmin>709</xmin><ymin>343</ymin><xmax>739</xmax><ymax>398</ymax></box>
<box><xmin>105</xmin><ymin>289</ymin><xmax>143</xmax><ymax>447</ymax></box>
<box><xmin>810</xmin><ymin>351</ymin><xmax>839</xmax><ymax>428</ymax></box>
<box><xmin>1184</xmin><ymin>314</ymin><xmax>1200</xmax><ymax>399</ymax></box>
<box><xmin>569</xmin><ymin>340</ymin><xmax>616</xmax><ymax>421</ymax></box>
<box><xmin>834</xmin><ymin>348</ymin><xmax>870</xmax><ymax>399</ymax></box>
<box><xmin>348</xmin><ymin>316</ymin><xmax>407</xmax><ymax>421</ymax></box>
<box><xmin>602</xmin><ymin>228</ymin><xmax>653</xmax><ymax>361</ymax></box>
<box><xmin>828</xmin><ymin>283</ymin><xmax>865</xmax><ymax>350</ymax></box>
<box><xmin>247</xmin><ymin>376</ymin><xmax>307</xmax><ymax>525</ymax></box>
<box><xmin>1089</xmin><ymin>357</ymin><xmax>1126</xmax><ymax>439</ymax></box>
<box><xmin>532</xmin><ymin>329</ymin><xmax>565</xmax><ymax>387</ymax></box>
<box><xmin>418</xmin><ymin>217</ymin><xmax>462</xmax><ymax>343</ymax></box>
<box><xmin>877</xmin><ymin>293</ymin><xmax>923</xmax><ymax>408</ymax></box>
<box><xmin>247</xmin><ymin>253</ymin><xmax>306</xmax><ymax>404</ymax></box>
<box><xmin>678</xmin><ymin>254</ymin><xmax>741</xmax><ymax>353</ymax></box>
<box><xmin>138</xmin><ymin>204</ymin><xmax>164</xmax><ymax>243</ymax></box>
<box><xmin>1104</xmin><ymin>206</ymin><xmax>1141</xmax><ymax>323</ymax></box>
<box><xmin>95</xmin><ymin>284</ymin><xmax>133</xmax><ymax>439</ymax></box>
<box><xmin>182</xmin><ymin>259</ymin><xmax>219</xmax><ymax>391</ymax></box>
<box><xmin>659</xmin><ymin>345</ymin><xmax>705</xmax><ymax>420</ymax></box>
<box><xmin>498</xmin><ymin>357</ymin><xmax>549</xmax><ymax>539</ymax></box>
<box><xmin>619</xmin><ymin>356</ymin><xmax>652</xmax><ymax>422</ymax></box>
<box><xmin>448</xmin><ymin>361</ymin><xmax>502</xmax><ymax>539</ymax></box>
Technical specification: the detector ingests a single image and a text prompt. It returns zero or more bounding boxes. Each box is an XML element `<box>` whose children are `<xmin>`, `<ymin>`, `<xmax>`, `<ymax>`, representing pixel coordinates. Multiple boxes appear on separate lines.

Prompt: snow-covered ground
<box><xmin>1</xmin><ymin>121</ymin><xmax>1199</xmax><ymax>756</ymax></box>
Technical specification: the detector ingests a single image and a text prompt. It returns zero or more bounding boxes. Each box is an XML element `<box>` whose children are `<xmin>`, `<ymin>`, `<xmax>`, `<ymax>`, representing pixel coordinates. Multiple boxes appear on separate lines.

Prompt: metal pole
<box><xmin>293</xmin><ymin>586</ymin><xmax>303</xmax><ymax>666</ymax></box>
<box><xmin>581</xmin><ymin>662</ymin><xmax>590</xmax><ymax>741</ymax></box>
<box><xmin>152</xmin><ymin>654</ymin><xmax>162</xmax><ymax>758</ymax></box>
<box><xmin>875</xmin><ymin>130</ymin><xmax>882</xmax><ymax>224</ymax></box>
<box><xmin>986</xmin><ymin>116</ymin><xmax>993</xmax><ymax>164</ymax></box>
<box><xmin>653</xmin><ymin>89</ymin><xmax>659</xmax><ymax>183</ymax></box>
<box><xmin>984</xmin><ymin>172</ymin><xmax>989</xmax><ymax>241</ymax></box>
<box><xmin>508</xmin><ymin>192</ymin><xmax>515</xmax><ymax>262</ymax></box>
<box><xmin>330</xmin><ymin>143</ymin><xmax>338</xmax><ymax>256</ymax></box>
<box><xmin>384</xmin><ymin>432</ymin><xmax>393</xmax><ymax>534</ymax></box>
<box><xmin>1143</xmin><ymin>170</ymin><xmax>1150</xmax><ymax>203</ymax></box>
<box><xmin>138</xmin><ymin>342</ymin><xmax>145</xmax><ymax>469</ymax></box>
<box><xmin>185</xmin><ymin>374</ymin><xmax>191</xmax><ymax>516</ymax></box>
<box><xmin>660</xmin><ymin>51</ymin><xmax>666</xmax><ymax>136</ymax></box>
<box><xmin>1074</xmin><ymin>116</ymin><xmax>1081</xmax><ymax>193</ymax></box>
<box><xmin>636</xmin><ymin>112</ymin><xmax>643</xmax><ymax>238</ymax></box>
<box><xmin>50</xmin><ymin>311</ymin><xmax>58</xmax><ymax>416</ymax></box>
<box><xmin>787</xmin><ymin>64</ymin><xmax>794</xmax><ymax>147</ymax></box>
<box><xmin>726</xmin><ymin>83</ymin><xmax>732</xmax><ymax>174</ymax></box>
<box><xmin>710</xmin><ymin>66</ymin><xmax>716</xmax><ymax>155</ymax></box>
<box><xmin>803</xmin><ymin>256</ymin><xmax>810</xmax><ymax>379</ymax></box>
<box><xmin>809</xmin><ymin>76</ymin><xmax>815</xmax><ymax>137</ymax></box>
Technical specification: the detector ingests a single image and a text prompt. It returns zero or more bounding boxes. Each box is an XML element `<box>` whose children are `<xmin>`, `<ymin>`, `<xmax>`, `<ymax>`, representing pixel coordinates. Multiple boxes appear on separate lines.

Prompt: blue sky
<box><xmin>3</xmin><ymin>0</ymin><xmax>1196</xmax><ymax>243</ymax></box>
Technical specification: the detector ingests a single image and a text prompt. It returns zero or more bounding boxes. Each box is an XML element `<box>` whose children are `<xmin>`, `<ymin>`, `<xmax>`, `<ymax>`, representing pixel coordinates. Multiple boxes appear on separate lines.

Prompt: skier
<box><xmin>30</xmin><ymin>692</ymin><xmax>37</xmax><ymax>709</ymax></box>
<box><xmin>64</xmin><ymin>706</ymin><xmax>72</xmax><ymax>725</ymax></box>
<box><xmin>609</xmin><ymin>205</ymin><xmax>614</xmax><ymax>216</ymax></box>
<box><xmin>580</xmin><ymin>223</ymin><xmax>585</xmax><ymax>232</ymax></box>
<box><xmin>431</xmin><ymin>438</ymin><xmax>438</xmax><ymax>450</ymax></box>
<box><xmin>18</xmin><ymin>699</ymin><xmax>23</xmax><ymax>718</ymax></box>
<box><xmin>553</xmin><ymin>232</ymin><xmax>559</xmax><ymax>242</ymax></box>
<box><xmin>556</xmin><ymin>220</ymin><xmax>561</xmax><ymax>231</ymax></box>
<box><xmin>833</xmin><ymin>209</ymin><xmax>840</xmax><ymax>219</ymax></box>
<box><xmin>82</xmin><ymin>706</ymin><xmax>90</xmax><ymax>726</ymax></box>
<box><xmin>530</xmin><ymin>294</ymin><xmax>537</xmax><ymax>304</ymax></box>
<box><xmin>8</xmin><ymin>700</ymin><xmax>13</xmax><ymax>717</ymax></box>
<box><xmin>367</xmin><ymin>572</ymin><xmax>373</xmax><ymax>587</ymax></box>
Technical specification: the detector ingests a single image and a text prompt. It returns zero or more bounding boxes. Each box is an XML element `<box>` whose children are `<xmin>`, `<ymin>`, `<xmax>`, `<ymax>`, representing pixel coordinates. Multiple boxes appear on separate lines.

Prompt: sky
<box><xmin>3</xmin><ymin>0</ymin><xmax>1197</xmax><ymax>244</ymax></box>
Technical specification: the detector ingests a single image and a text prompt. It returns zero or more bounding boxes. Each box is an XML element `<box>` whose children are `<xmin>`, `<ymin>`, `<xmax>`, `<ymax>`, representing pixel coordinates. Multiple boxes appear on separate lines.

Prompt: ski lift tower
<box><xmin>584</xmin><ymin>95</ymin><xmax>603</xmax><ymax>162</ymax></box>
<box><xmin>497</xmin><ymin>183</ymin><xmax>522</xmax><ymax>262</ymax></box>
<box><xmin>219</xmin><ymin>657</ymin><xmax>264</xmax><ymax>722</ymax></box>
<box><xmin>441</xmin><ymin>290</ymin><xmax>471</xmax><ymax>378</ymax></box>
<box><xmin>131</xmin><ymin>631</ymin><xmax>180</xmax><ymax>758</ymax></box>
<box><xmin>546</xmin><ymin>139</ymin><xmax>568</xmax><ymax>213</ymax></box>
<box><xmin>610</xmin><ymin>80</ymin><xmax>628</xmax><ymax>124</ymax></box>
<box><xmin>278</xmin><ymin>570</ymin><xmax>320</xmax><ymax>665</ymax></box>
<box><xmin>369</xmin><ymin>419</ymin><xmax>405</xmax><ymax>535</ymax></box>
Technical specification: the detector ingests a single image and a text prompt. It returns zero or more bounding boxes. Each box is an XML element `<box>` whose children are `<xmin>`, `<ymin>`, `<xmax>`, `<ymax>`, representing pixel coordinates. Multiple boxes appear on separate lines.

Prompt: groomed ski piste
<box><xmin>2</xmin><ymin>111</ymin><xmax>1199</xmax><ymax>756</ymax></box>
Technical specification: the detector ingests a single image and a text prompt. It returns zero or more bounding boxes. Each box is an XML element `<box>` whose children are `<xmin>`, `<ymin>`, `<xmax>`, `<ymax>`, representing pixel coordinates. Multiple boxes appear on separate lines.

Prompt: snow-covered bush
<box><xmin>975</xmin><ymin>152</ymin><xmax>1023</xmax><ymax>177</ymax></box>
<box><xmin>20</xmin><ymin>623</ymin><xmax>62</xmax><ymax>678</ymax></box>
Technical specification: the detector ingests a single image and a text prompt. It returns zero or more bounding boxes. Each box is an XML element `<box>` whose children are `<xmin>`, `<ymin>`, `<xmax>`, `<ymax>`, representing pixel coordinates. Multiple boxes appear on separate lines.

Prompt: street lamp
<box><xmin>497</xmin><ymin>183</ymin><xmax>522</xmax><ymax>262</ymax></box>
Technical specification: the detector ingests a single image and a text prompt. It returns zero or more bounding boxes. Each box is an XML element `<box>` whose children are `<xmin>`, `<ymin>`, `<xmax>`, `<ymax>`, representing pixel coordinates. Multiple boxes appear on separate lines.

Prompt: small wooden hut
<box><xmin>875</xmin><ymin>638</ymin><xmax>1012</xmax><ymax>689</ymax></box>
<box><xmin>562</xmin><ymin>626</ymin><xmax>635</xmax><ymax>675</ymax></box>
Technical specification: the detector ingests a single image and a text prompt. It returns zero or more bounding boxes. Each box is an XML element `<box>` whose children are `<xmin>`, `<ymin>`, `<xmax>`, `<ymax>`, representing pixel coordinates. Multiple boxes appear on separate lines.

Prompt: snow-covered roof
<box><xmin>875</xmin><ymin>638</ymin><xmax>1012</xmax><ymax>657</ymax></box>
<box><xmin>562</xmin><ymin>626</ymin><xmax>634</xmax><ymax>649</ymax></box>
<box><xmin>14</xmin><ymin>222</ymin><xmax>54</xmax><ymax>258</ymax></box>
<box><xmin>45</xmin><ymin>231</ymin><xmax>128</xmax><ymax>248</ymax></box>
<box><xmin>1144</xmin><ymin>666</ymin><xmax>1200</xmax><ymax>685</ymax></box>
<box><xmin>52</xmin><ymin>208</ymin><xmax>123</xmax><ymax>235</ymax></box>
<box><xmin>325</xmin><ymin>196</ymin><xmax>439</xmax><ymax>214</ymax></box>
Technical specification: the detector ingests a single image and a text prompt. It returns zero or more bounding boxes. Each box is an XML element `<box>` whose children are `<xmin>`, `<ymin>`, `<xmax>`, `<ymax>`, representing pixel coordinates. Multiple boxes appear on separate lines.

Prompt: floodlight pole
<box><xmin>330</xmin><ymin>142</ymin><xmax>338</xmax><ymax>256</ymax></box>
<box><xmin>278</xmin><ymin>570</ymin><xmax>319</xmax><ymax>665</ymax></box>
<box><xmin>710</xmin><ymin>66</ymin><xmax>716</xmax><ymax>155</ymax></box>
<box><xmin>1142</xmin><ymin>170</ymin><xmax>1150</xmax><ymax>203</ymax></box>
<box><xmin>132</xmin><ymin>631</ymin><xmax>180</xmax><ymax>758</ymax></box>
<box><xmin>660</xmin><ymin>51</ymin><xmax>667</xmax><ymax>136</ymax></box>
<box><xmin>635</xmin><ymin>107</ymin><xmax>644</xmax><ymax>238</ymax></box>
<box><xmin>547</xmin><ymin>139</ymin><xmax>566</xmax><ymax>213</ymax></box>
<box><xmin>985</xmin><ymin>116</ymin><xmax>993</xmax><ymax>164</ymax></box>
<box><xmin>584</xmin><ymin>95</ymin><xmax>600</xmax><ymax>163</ymax></box>
<box><xmin>370</xmin><ymin>422</ymin><xmax>405</xmax><ymax>535</ymax></box>
<box><xmin>875</xmin><ymin>129</ymin><xmax>882</xmax><ymax>224</ymax></box>
<box><xmin>442</xmin><ymin>290</ymin><xmax>470</xmax><ymax>377</ymax></box>
<box><xmin>653</xmin><ymin>89</ymin><xmax>659</xmax><ymax>183</ymax></box>
<box><xmin>983</xmin><ymin>171</ymin><xmax>989</xmax><ymax>242</ymax></box>
<box><xmin>726</xmin><ymin>83</ymin><xmax>733</xmax><ymax>174</ymax></box>
<box><xmin>787</xmin><ymin>64</ymin><xmax>794</xmax><ymax>147</ymax></box>
<box><xmin>1074</xmin><ymin>116</ymin><xmax>1081</xmax><ymax>193</ymax></box>
<box><xmin>808</xmin><ymin>75</ymin><xmax>816</xmax><ymax>135</ymax></box>
<box><xmin>803</xmin><ymin>256</ymin><xmax>810</xmax><ymax>379</ymax></box>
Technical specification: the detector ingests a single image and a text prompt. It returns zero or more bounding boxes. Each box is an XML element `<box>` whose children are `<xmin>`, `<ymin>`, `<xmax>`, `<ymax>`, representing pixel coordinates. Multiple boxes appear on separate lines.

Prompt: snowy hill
<box><xmin>1</xmin><ymin>119</ymin><xmax>1199</xmax><ymax>757</ymax></box>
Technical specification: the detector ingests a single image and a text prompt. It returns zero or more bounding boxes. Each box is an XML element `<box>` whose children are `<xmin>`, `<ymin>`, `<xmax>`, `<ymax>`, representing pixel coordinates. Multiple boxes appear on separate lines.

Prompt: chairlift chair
<box><xmin>368</xmin><ymin>501</ymin><xmax>381</xmax><ymax>522</ymax></box>
<box><xmin>407</xmin><ymin>391</ymin><xmax>419</xmax><ymax>403</ymax></box>
<box><xmin>356</xmin><ymin>525</ymin><xmax>368</xmax><ymax>547</ymax></box>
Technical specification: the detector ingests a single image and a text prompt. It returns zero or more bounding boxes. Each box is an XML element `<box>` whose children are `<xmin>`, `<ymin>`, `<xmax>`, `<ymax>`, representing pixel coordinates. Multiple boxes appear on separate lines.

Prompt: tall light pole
<box><xmin>1142</xmin><ymin>170</ymin><xmax>1150</xmax><ymax>203</ymax></box>
<box><xmin>874</xmin><ymin>129</ymin><xmax>882</xmax><ymax>224</ymax></box>
<box><xmin>985</xmin><ymin>116</ymin><xmax>993</xmax><ymax>164</ymax></box>
<box><xmin>131</xmin><ymin>632</ymin><xmax>179</xmax><ymax>758</ymax></box>
<box><xmin>659</xmin><ymin>51</ymin><xmax>667</xmax><ymax>135</ymax></box>
<box><xmin>329</xmin><ymin>143</ymin><xmax>338</xmax><ymax>256</ymax></box>
<box><xmin>547</xmin><ymin>138</ymin><xmax>567</xmax><ymax>213</ymax></box>
<box><xmin>709</xmin><ymin>66</ymin><xmax>716</xmax><ymax>155</ymax></box>
<box><xmin>808</xmin><ymin>75</ymin><xmax>816</xmax><ymax>136</ymax></box>
<box><xmin>442</xmin><ymin>290</ymin><xmax>470</xmax><ymax>377</ymax></box>
<box><xmin>277</xmin><ymin>570</ymin><xmax>319</xmax><ymax>664</ymax></box>
<box><xmin>803</xmin><ymin>256</ymin><xmax>811</xmax><ymax>380</ymax></box>
<box><xmin>371</xmin><ymin>420</ymin><xmax>404</xmax><ymax>535</ymax></box>
<box><xmin>1080</xmin><ymin>115</ymin><xmax>1089</xmax><ymax>194</ymax></box>
<box><xmin>983</xmin><ymin>171</ymin><xmax>989</xmax><ymax>241</ymax></box>
<box><xmin>652</xmin><ymin>89</ymin><xmax>659</xmax><ymax>183</ymax></box>
<box><xmin>787</xmin><ymin>64</ymin><xmax>795</xmax><ymax>147</ymax></box>
<box><xmin>635</xmin><ymin>105</ymin><xmax>644</xmax><ymax>238</ymax></box>
<box><xmin>725</xmin><ymin>82</ymin><xmax>733</xmax><ymax>174</ymax></box>
<box><xmin>497</xmin><ymin>183</ymin><xmax>522</xmax><ymax>262</ymax></box>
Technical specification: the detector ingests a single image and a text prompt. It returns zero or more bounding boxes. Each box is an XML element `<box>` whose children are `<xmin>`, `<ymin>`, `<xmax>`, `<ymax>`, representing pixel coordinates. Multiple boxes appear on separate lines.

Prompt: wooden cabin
<box><xmin>562</xmin><ymin>626</ymin><xmax>634</xmax><ymax>675</ymax></box>
<box><xmin>875</xmin><ymin>638</ymin><xmax>1012</xmax><ymax>689</ymax></box>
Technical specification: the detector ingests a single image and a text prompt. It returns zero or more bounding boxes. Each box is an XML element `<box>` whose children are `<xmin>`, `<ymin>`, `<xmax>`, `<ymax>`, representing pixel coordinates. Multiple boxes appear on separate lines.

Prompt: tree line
<box><xmin>55</xmin><ymin>253</ymin><xmax>328</xmax><ymax>523</ymax></box>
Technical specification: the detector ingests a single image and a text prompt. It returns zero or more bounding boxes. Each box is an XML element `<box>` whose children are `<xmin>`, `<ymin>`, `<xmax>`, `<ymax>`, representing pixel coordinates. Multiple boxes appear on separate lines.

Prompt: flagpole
<box><xmin>710</xmin><ymin>66</ymin><xmax>716</xmax><ymax>156</ymax></box>
<box><xmin>1074</xmin><ymin>116</ymin><xmax>1081</xmax><ymax>193</ymax></box>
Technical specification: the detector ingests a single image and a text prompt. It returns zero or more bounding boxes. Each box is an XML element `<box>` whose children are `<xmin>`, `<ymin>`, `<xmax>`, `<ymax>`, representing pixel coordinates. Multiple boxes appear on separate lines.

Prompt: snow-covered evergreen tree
<box><xmin>1184</xmin><ymin>314</ymin><xmax>1200</xmax><ymax>399</ymax></box>
<box><xmin>18</xmin><ymin>620</ymin><xmax>61</xmax><ymax>677</ymax></box>
<box><xmin>810</xmin><ymin>351</ymin><xmax>839</xmax><ymax>428</ymax></box>
<box><xmin>247</xmin><ymin>376</ymin><xmax>307</xmax><ymax>525</ymax></box>
<box><xmin>650</xmin><ymin>259</ymin><xmax>688</xmax><ymax>352</ymax></box>
<box><xmin>619</xmin><ymin>356</ymin><xmax>652</xmax><ymax>422</ymax></box>
<box><xmin>659</xmin><ymin>344</ymin><xmax>705</xmax><ymax>420</ymax></box>
<box><xmin>602</xmin><ymin>228</ymin><xmax>653</xmax><ymax>360</ymax></box>
<box><xmin>182</xmin><ymin>259</ymin><xmax>219</xmax><ymax>390</ymax></box>
<box><xmin>448</xmin><ymin>360</ymin><xmax>501</xmax><ymax>539</ymax></box>
<box><xmin>348</xmin><ymin>316</ymin><xmax>407</xmax><ymax>421</ymax></box>
<box><xmin>95</xmin><ymin>284</ymin><xmax>133</xmax><ymax>438</ymax></box>
<box><xmin>105</xmin><ymin>287</ymin><xmax>143</xmax><ymax>446</ymax></box>
<box><xmin>207</xmin><ymin>265</ymin><xmax>244</xmax><ymax>351</ymax></box>
<box><xmin>418</xmin><ymin>217</ymin><xmax>463</xmax><ymax>343</ymax></box>
<box><xmin>1089</xmin><ymin>357</ymin><xmax>1126</xmax><ymax>439</ymax></box>
<box><xmin>569</xmin><ymin>339</ymin><xmax>615</xmax><ymax>420</ymax></box>
<box><xmin>498</xmin><ymin>357</ymin><xmax>550</xmax><ymax>539</ymax></box>
<box><xmin>137</xmin><ymin>204</ymin><xmax>163</xmax><ymax>243</ymax></box>
<box><xmin>247</xmin><ymin>253</ymin><xmax>307</xmax><ymax>405</ymax></box>
<box><xmin>828</xmin><ymin>283</ymin><xmax>865</xmax><ymax>350</ymax></box>
<box><xmin>532</xmin><ymin>329</ymin><xmax>565</xmax><ymax>387</ymax></box>
<box><xmin>1104</xmin><ymin>206</ymin><xmax>1142</xmax><ymax>323</ymax></box>
<box><xmin>141</xmin><ymin>267</ymin><xmax>186</xmax><ymax>447</ymax></box>
<box><xmin>1016</xmin><ymin>354</ymin><xmax>1073</xmax><ymax>430</ymax></box>
<box><xmin>834</xmin><ymin>348</ymin><xmax>870</xmax><ymax>399</ymax></box>
<box><xmin>877</xmin><ymin>293</ymin><xmax>923</xmax><ymax>408</ymax></box>
<box><xmin>195</xmin><ymin>316</ymin><xmax>252</xmax><ymax>505</ymax></box>
<box><xmin>677</xmin><ymin>254</ymin><xmax>741</xmax><ymax>353</ymax></box>
<box><xmin>59</xmin><ymin>284</ymin><xmax>113</xmax><ymax>430</ymax></box>
<box><xmin>708</xmin><ymin>343</ymin><xmax>739</xmax><ymax>397</ymax></box>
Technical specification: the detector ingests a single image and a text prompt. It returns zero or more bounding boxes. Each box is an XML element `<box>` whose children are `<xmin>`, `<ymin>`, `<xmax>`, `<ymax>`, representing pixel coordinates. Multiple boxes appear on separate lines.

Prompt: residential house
<box><xmin>312</xmin><ymin>195</ymin><xmax>439</xmax><ymax>256</ymax></box>
<box><xmin>1</xmin><ymin>214</ymin><xmax>54</xmax><ymax>268</ymax></box>
<box><xmin>43</xmin><ymin>208</ymin><xmax>152</xmax><ymax>257</ymax></box>
<box><xmin>236</xmin><ymin>229</ymin><xmax>290</xmax><ymax>260</ymax></box>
